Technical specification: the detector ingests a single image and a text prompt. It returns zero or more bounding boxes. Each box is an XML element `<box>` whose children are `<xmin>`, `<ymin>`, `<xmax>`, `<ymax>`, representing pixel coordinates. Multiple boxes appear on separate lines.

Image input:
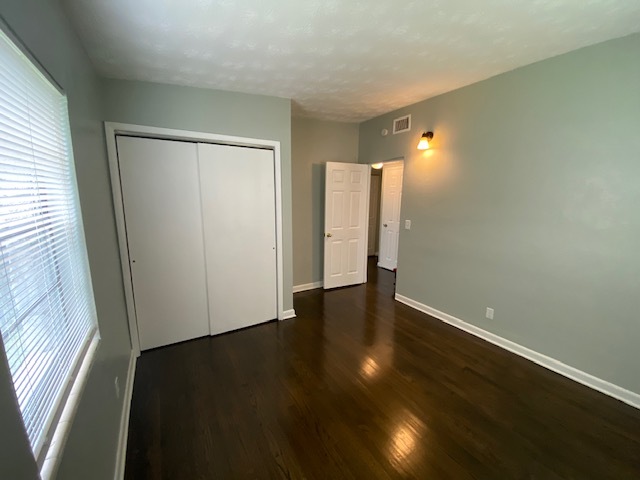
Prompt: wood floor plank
<box><xmin>125</xmin><ymin>259</ymin><xmax>640</xmax><ymax>479</ymax></box>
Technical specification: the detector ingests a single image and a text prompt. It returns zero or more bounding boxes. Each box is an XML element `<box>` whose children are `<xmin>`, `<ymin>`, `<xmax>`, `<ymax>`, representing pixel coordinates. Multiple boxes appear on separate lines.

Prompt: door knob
<box><xmin>326</xmin><ymin>233</ymin><xmax>332</xmax><ymax>237</ymax></box>
<box><xmin>383</xmin><ymin>223</ymin><xmax>388</xmax><ymax>227</ymax></box>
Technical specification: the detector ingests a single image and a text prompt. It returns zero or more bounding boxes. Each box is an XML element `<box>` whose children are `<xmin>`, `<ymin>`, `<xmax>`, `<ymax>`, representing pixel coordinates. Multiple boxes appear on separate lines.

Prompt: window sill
<box><xmin>39</xmin><ymin>333</ymin><xmax>100</xmax><ymax>480</ymax></box>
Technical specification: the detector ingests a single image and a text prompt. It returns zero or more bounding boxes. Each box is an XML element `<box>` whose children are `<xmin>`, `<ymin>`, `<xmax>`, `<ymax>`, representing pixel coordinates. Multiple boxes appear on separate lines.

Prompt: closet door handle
<box><xmin>383</xmin><ymin>223</ymin><xmax>388</xmax><ymax>227</ymax></box>
<box><xmin>325</xmin><ymin>233</ymin><xmax>333</xmax><ymax>238</ymax></box>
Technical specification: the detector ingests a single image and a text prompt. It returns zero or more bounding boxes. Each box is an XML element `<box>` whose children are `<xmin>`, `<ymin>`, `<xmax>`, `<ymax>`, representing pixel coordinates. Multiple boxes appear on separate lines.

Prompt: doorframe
<box><xmin>105</xmin><ymin>122</ymin><xmax>285</xmax><ymax>356</ymax></box>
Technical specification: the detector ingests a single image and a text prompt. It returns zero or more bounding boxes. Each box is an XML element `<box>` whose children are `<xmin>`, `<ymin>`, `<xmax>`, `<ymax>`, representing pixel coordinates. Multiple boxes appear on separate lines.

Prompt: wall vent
<box><xmin>392</xmin><ymin>114</ymin><xmax>411</xmax><ymax>134</ymax></box>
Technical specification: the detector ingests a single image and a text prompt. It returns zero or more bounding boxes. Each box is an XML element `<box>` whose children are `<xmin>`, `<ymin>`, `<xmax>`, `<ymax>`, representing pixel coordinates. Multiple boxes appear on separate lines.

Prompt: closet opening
<box><xmin>105</xmin><ymin>123</ymin><xmax>285</xmax><ymax>355</ymax></box>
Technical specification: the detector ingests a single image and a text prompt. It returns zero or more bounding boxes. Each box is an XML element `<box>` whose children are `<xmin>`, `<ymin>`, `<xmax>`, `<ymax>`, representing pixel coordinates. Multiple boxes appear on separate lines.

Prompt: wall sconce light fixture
<box><xmin>417</xmin><ymin>131</ymin><xmax>433</xmax><ymax>150</ymax></box>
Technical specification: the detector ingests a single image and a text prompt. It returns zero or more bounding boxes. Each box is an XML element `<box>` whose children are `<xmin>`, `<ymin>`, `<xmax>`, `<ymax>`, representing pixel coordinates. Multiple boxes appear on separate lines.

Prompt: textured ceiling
<box><xmin>62</xmin><ymin>0</ymin><xmax>640</xmax><ymax>122</ymax></box>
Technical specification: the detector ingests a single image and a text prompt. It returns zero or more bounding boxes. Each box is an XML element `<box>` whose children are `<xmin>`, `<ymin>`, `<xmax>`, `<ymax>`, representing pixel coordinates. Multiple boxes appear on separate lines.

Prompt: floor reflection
<box><xmin>388</xmin><ymin>410</ymin><xmax>426</xmax><ymax>473</ymax></box>
<box><xmin>359</xmin><ymin>355</ymin><xmax>380</xmax><ymax>379</ymax></box>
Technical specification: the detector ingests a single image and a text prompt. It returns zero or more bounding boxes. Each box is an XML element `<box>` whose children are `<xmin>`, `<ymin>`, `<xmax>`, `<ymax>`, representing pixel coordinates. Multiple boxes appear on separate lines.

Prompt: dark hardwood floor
<box><xmin>125</xmin><ymin>259</ymin><xmax>640</xmax><ymax>479</ymax></box>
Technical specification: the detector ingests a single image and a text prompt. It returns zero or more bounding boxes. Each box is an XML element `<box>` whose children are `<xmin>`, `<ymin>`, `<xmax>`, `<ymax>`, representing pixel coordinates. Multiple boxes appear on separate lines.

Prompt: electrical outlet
<box><xmin>115</xmin><ymin>376</ymin><xmax>120</xmax><ymax>399</ymax></box>
<box><xmin>404</xmin><ymin>219</ymin><xmax>411</xmax><ymax>230</ymax></box>
<box><xmin>486</xmin><ymin>307</ymin><xmax>494</xmax><ymax>320</ymax></box>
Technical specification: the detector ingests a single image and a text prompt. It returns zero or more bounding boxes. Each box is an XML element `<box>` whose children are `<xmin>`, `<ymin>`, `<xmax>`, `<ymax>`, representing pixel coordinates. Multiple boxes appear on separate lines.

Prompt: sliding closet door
<box><xmin>117</xmin><ymin>136</ymin><xmax>210</xmax><ymax>350</ymax></box>
<box><xmin>198</xmin><ymin>143</ymin><xmax>277</xmax><ymax>335</ymax></box>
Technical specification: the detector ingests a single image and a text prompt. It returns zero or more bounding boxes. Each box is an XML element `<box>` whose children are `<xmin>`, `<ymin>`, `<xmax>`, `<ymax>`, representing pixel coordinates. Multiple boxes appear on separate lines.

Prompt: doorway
<box><xmin>368</xmin><ymin>168</ymin><xmax>382</xmax><ymax>256</ymax></box>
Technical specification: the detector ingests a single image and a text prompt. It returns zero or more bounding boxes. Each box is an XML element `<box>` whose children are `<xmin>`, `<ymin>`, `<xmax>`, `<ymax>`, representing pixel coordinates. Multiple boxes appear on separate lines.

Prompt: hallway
<box><xmin>125</xmin><ymin>260</ymin><xmax>640</xmax><ymax>479</ymax></box>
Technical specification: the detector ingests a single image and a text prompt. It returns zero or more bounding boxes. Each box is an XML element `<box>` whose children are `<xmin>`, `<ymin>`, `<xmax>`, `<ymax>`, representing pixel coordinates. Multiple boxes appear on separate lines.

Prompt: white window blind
<box><xmin>0</xmin><ymin>28</ymin><xmax>98</xmax><ymax>461</ymax></box>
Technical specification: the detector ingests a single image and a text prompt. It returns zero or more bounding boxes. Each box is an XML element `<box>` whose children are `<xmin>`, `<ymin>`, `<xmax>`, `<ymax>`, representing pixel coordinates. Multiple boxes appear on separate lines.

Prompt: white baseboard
<box><xmin>282</xmin><ymin>309</ymin><xmax>296</xmax><ymax>320</ymax></box>
<box><xmin>395</xmin><ymin>294</ymin><xmax>640</xmax><ymax>410</ymax></box>
<box><xmin>293</xmin><ymin>281</ymin><xmax>323</xmax><ymax>293</ymax></box>
<box><xmin>114</xmin><ymin>352</ymin><xmax>137</xmax><ymax>480</ymax></box>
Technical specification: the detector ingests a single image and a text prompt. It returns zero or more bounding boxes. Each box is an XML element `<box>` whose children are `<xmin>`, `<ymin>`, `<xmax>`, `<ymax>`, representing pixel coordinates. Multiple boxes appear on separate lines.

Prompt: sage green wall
<box><xmin>292</xmin><ymin>117</ymin><xmax>359</xmax><ymax>286</ymax></box>
<box><xmin>101</xmin><ymin>79</ymin><xmax>294</xmax><ymax>312</ymax></box>
<box><xmin>1</xmin><ymin>0</ymin><xmax>132</xmax><ymax>478</ymax></box>
<box><xmin>359</xmin><ymin>33</ymin><xmax>640</xmax><ymax>395</ymax></box>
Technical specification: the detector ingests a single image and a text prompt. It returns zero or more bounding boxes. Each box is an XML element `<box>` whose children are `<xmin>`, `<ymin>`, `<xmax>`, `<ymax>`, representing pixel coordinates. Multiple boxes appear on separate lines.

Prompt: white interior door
<box><xmin>117</xmin><ymin>136</ymin><xmax>210</xmax><ymax>350</ymax></box>
<box><xmin>324</xmin><ymin>162</ymin><xmax>370</xmax><ymax>289</ymax></box>
<box><xmin>378</xmin><ymin>161</ymin><xmax>404</xmax><ymax>270</ymax></box>
<box><xmin>368</xmin><ymin>173</ymin><xmax>381</xmax><ymax>256</ymax></box>
<box><xmin>198</xmin><ymin>143</ymin><xmax>277</xmax><ymax>335</ymax></box>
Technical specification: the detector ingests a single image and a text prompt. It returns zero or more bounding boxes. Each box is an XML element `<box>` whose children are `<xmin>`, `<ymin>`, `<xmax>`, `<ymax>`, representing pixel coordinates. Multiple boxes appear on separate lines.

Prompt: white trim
<box><xmin>113</xmin><ymin>352</ymin><xmax>137</xmax><ymax>480</ymax></box>
<box><xmin>293</xmin><ymin>281</ymin><xmax>324</xmax><ymax>293</ymax></box>
<box><xmin>105</xmin><ymin>122</ymin><xmax>286</xmax><ymax>353</ymax></box>
<box><xmin>273</xmin><ymin>142</ymin><xmax>285</xmax><ymax>323</ymax></box>
<box><xmin>105</xmin><ymin>126</ymin><xmax>141</xmax><ymax>356</ymax></box>
<box><xmin>363</xmin><ymin>165</ymin><xmax>371</xmax><ymax>284</ymax></box>
<box><xmin>395</xmin><ymin>294</ymin><xmax>640</xmax><ymax>410</ymax></box>
<box><xmin>40</xmin><ymin>333</ymin><xmax>100</xmax><ymax>480</ymax></box>
<box><xmin>282</xmin><ymin>309</ymin><xmax>296</xmax><ymax>320</ymax></box>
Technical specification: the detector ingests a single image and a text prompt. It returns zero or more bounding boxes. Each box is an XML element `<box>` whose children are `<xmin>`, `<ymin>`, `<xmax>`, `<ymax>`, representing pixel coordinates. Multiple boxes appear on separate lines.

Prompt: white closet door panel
<box><xmin>117</xmin><ymin>136</ymin><xmax>210</xmax><ymax>350</ymax></box>
<box><xmin>198</xmin><ymin>143</ymin><xmax>277</xmax><ymax>335</ymax></box>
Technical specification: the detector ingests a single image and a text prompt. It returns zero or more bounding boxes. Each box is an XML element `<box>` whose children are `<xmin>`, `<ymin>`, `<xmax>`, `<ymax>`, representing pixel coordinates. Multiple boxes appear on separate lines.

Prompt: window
<box><xmin>0</xmin><ymin>27</ymin><xmax>99</xmax><ymax>464</ymax></box>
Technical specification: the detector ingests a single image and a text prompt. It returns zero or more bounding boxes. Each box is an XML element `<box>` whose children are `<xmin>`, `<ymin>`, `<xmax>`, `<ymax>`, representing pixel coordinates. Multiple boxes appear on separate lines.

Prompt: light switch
<box><xmin>404</xmin><ymin>219</ymin><xmax>411</xmax><ymax>230</ymax></box>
